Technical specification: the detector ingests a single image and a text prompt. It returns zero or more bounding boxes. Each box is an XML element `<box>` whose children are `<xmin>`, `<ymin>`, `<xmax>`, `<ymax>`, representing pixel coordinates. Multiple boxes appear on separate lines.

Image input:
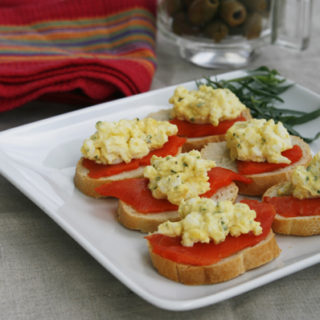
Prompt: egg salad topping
<box><xmin>169</xmin><ymin>85</ymin><xmax>246</xmax><ymax>126</ymax></box>
<box><xmin>157</xmin><ymin>198</ymin><xmax>262</xmax><ymax>247</ymax></box>
<box><xmin>226</xmin><ymin>119</ymin><xmax>292</xmax><ymax>164</ymax></box>
<box><xmin>143</xmin><ymin>150</ymin><xmax>215</xmax><ymax>205</ymax></box>
<box><xmin>81</xmin><ymin>118</ymin><xmax>177</xmax><ymax>165</ymax></box>
<box><xmin>278</xmin><ymin>152</ymin><xmax>320</xmax><ymax>199</ymax></box>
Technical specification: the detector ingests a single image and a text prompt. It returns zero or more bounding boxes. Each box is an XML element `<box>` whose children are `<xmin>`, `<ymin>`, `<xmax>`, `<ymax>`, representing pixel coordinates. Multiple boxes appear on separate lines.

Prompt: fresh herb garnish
<box><xmin>197</xmin><ymin>66</ymin><xmax>320</xmax><ymax>143</ymax></box>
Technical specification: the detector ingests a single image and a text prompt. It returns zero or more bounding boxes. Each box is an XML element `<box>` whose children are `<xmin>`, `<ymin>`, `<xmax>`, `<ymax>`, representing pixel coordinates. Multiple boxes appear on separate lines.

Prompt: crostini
<box><xmin>74</xmin><ymin>118</ymin><xmax>186</xmax><ymax>198</ymax></box>
<box><xmin>145</xmin><ymin>198</ymin><xmax>281</xmax><ymax>285</ymax></box>
<box><xmin>96</xmin><ymin>150</ymin><xmax>252</xmax><ymax>232</ymax></box>
<box><xmin>263</xmin><ymin>152</ymin><xmax>320</xmax><ymax>236</ymax></box>
<box><xmin>150</xmin><ymin>85</ymin><xmax>251</xmax><ymax>151</ymax></box>
<box><xmin>201</xmin><ymin>118</ymin><xmax>312</xmax><ymax>196</ymax></box>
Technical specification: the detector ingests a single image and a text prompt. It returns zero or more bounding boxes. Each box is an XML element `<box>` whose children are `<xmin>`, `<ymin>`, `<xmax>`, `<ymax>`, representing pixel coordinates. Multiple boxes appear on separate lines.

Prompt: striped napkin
<box><xmin>0</xmin><ymin>0</ymin><xmax>157</xmax><ymax>112</ymax></box>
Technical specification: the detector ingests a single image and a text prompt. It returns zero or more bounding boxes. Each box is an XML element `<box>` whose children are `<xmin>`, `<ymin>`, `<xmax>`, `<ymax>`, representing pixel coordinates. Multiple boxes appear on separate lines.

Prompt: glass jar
<box><xmin>157</xmin><ymin>0</ymin><xmax>313</xmax><ymax>68</ymax></box>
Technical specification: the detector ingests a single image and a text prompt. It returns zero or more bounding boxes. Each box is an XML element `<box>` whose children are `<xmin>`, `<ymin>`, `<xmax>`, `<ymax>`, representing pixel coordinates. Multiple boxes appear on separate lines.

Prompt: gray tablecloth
<box><xmin>1</xmin><ymin>2</ymin><xmax>320</xmax><ymax>319</ymax></box>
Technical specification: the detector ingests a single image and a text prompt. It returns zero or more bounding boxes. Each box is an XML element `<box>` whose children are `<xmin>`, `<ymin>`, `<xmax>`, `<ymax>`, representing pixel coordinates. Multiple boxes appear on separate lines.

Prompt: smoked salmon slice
<box><xmin>264</xmin><ymin>196</ymin><xmax>320</xmax><ymax>217</ymax></box>
<box><xmin>96</xmin><ymin>167</ymin><xmax>252</xmax><ymax>213</ymax></box>
<box><xmin>83</xmin><ymin>135</ymin><xmax>186</xmax><ymax>179</ymax></box>
<box><xmin>237</xmin><ymin>145</ymin><xmax>303</xmax><ymax>175</ymax></box>
<box><xmin>170</xmin><ymin>115</ymin><xmax>246</xmax><ymax>138</ymax></box>
<box><xmin>145</xmin><ymin>199</ymin><xmax>276</xmax><ymax>266</ymax></box>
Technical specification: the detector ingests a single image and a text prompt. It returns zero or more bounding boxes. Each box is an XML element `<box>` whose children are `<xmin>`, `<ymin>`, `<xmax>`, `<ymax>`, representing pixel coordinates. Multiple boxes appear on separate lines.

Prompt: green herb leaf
<box><xmin>198</xmin><ymin>66</ymin><xmax>320</xmax><ymax>143</ymax></box>
<box><xmin>278</xmin><ymin>108</ymin><xmax>320</xmax><ymax>126</ymax></box>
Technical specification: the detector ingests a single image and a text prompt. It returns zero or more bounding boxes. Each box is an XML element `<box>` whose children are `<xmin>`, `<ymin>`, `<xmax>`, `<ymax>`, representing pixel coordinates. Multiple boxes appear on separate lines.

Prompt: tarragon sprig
<box><xmin>197</xmin><ymin>66</ymin><xmax>320</xmax><ymax>143</ymax></box>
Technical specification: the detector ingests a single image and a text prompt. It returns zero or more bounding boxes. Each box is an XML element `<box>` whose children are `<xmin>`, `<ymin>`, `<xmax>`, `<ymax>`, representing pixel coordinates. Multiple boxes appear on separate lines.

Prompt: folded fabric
<box><xmin>0</xmin><ymin>0</ymin><xmax>157</xmax><ymax>112</ymax></box>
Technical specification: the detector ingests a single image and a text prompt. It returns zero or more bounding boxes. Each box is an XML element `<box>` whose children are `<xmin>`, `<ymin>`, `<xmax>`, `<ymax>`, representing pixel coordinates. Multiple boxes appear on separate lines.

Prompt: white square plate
<box><xmin>0</xmin><ymin>70</ymin><xmax>320</xmax><ymax>311</ymax></box>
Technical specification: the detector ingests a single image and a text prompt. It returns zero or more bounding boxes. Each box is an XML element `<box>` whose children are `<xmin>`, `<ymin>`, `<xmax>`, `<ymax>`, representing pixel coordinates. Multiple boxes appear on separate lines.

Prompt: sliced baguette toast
<box><xmin>117</xmin><ymin>182</ymin><xmax>239</xmax><ymax>233</ymax></box>
<box><xmin>74</xmin><ymin>158</ymin><xmax>145</xmax><ymax>198</ymax></box>
<box><xmin>201</xmin><ymin>136</ymin><xmax>312</xmax><ymax>196</ymax></box>
<box><xmin>148</xmin><ymin>108</ymin><xmax>252</xmax><ymax>152</ymax></box>
<box><xmin>75</xmin><ymin>143</ymin><xmax>184</xmax><ymax>198</ymax></box>
<box><xmin>263</xmin><ymin>183</ymin><xmax>320</xmax><ymax>236</ymax></box>
<box><xmin>147</xmin><ymin>230</ymin><xmax>280</xmax><ymax>285</ymax></box>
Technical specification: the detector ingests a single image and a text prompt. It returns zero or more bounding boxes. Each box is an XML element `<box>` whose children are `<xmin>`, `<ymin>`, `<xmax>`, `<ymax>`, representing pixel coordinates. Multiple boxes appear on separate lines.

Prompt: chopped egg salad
<box><xmin>143</xmin><ymin>150</ymin><xmax>215</xmax><ymax>205</ymax></box>
<box><xmin>278</xmin><ymin>152</ymin><xmax>320</xmax><ymax>199</ymax></box>
<box><xmin>157</xmin><ymin>197</ymin><xmax>262</xmax><ymax>247</ymax></box>
<box><xmin>169</xmin><ymin>85</ymin><xmax>246</xmax><ymax>126</ymax></box>
<box><xmin>226</xmin><ymin>119</ymin><xmax>292</xmax><ymax>164</ymax></box>
<box><xmin>81</xmin><ymin>118</ymin><xmax>177</xmax><ymax>165</ymax></box>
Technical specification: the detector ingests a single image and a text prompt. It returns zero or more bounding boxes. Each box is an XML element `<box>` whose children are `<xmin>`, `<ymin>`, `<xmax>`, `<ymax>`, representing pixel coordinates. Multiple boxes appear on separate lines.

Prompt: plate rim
<box><xmin>1</xmin><ymin>69</ymin><xmax>320</xmax><ymax>311</ymax></box>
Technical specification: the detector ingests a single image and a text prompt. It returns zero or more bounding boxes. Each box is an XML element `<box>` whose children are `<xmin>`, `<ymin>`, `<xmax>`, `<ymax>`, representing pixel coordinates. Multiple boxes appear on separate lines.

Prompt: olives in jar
<box><xmin>240</xmin><ymin>0</ymin><xmax>267</xmax><ymax>13</ymax></box>
<box><xmin>188</xmin><ymin>0</ymin><xmax>219</xmax><ymax>26</ymax></box>
<box><xmin>161</xmin><ymin>0</ymin><xmax>271</xmax><ymax>43</ymax></box>
<box><xmin>243</xmin><ymin>12</ymin><xmax>263</xmax><ymax>40</ymax></box>
<box><xmin>204</xmin><ymin>20</ymin><xmax>229</xmax><ymax>43</ymax></box>
<box><xmin>219</xmin><ymin>0</ymin><xmax>247</xmax><ymax>27</ymax></box>
<box><xmin>172</xmin><ymin>12</ymin><xmax>200</xmax><ymax>36</ymax></box>
<box><xmin>165</xmin><ymin>0</ymin><xmax>183</xmax><ymax>17</ymax></box>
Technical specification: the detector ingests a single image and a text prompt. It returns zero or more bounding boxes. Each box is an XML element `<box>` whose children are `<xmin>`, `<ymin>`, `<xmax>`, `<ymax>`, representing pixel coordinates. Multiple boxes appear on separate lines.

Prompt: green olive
<box><xmin>188</xmin><ymin>0</ymin><xmax>220</xmax><ymax>26</ymax></box>
<box><xmin>172</xmin><ymin>12</ymin><xmax>199</xmax><ymax>35</ymax></box>
<box><xmin>219</xmin><ymin>0</ymin><xmax>247</xmax><ymax>27</ymax></box>
<box><xmin>240</xmin><ymin>0</ymin><xmax>267</xmax><ymax>13</ymax></box>
<box><xmin>204</xmin><ymin>20</ymin><xmax>229</xmax><ymax>43</ymax></box>
<box><xmin>243</xmin><ymin>12</ymin><xmax>263</xmax><ymax>39</ymax></box>
<box><xmin>165</xmin><ymin>0</ymin><xmax>183</xmax><ymax>17</ymax></box>
<box><xmin>228</xmin><ymin>25</ymin><xmax>244</xmax><ymax>36</ymax></box>
<box><xmin>181</xmin><ymin>0</ymin><xmax>195</xmax><ymax>8</ymax></box>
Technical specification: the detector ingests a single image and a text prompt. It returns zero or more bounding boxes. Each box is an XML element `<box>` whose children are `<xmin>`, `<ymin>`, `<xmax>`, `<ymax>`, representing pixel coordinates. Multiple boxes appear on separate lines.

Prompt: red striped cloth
<box><xmin>0</xmin><ymin>0</ymin><xmax>157</xmax><ymax>112</ymax></box>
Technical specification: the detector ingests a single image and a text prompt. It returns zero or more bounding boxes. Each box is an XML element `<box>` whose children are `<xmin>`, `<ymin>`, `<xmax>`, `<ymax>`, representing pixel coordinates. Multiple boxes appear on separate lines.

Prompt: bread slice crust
<box><xmin>147</xmin><ymin>230</ymin><xmax>280</xmax><ymax>285</ymax></box>
<box><xmin>148</xmin><ymin>108</ymin><xmax>252</xmax><ymax>152</ymax></box>
<box><xmin>263</xmin><ymin>183</ymin><xmax>320</xmax><ymax>236</ymax></box>
<box><xmin>201</xmin><ymin>136</ymin><xmax>312</xmax><ymax>196</ymax></box>
<box><xmin>74</xmin><ymin>143</ymin><xmax>185</xmax><ymax>198</ymax></box>
<box><xmin>74</xmin><ymin>158</ymin><xmax>145</xmax><ymax>198</ymax></box>
<box><xmin>117</xmin><ymin>182</ymin><xmax>239</xmax><ymax>233</ymax></box>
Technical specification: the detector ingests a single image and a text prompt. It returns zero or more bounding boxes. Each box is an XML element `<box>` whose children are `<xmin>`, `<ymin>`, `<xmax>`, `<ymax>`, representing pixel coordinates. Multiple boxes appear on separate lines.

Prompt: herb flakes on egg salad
<box><xmin>157</xmin><ymin>197</ymin><xmax>262</xmax><ymax>247</ymax></box>
<box><xmin>143</xmin><ymin>150</ymin><xmax>215</xmax><ymax>205</ymax></box>
<box><xmin>169</xmin><ymin>85</ymin><xmax>246</xmax><ymax>126</ymax></box>
<box><xmin>81</xmin><ymin>118</ymin><xmax>177</xmax><ymax>165</ymax></box>
<box><xmin>278</xmin><ymin>152</ymin><xmax>320</xmax><ymax>199</ymax></box>
<box><xmin>226</xmin><ymin>118</ymin><xmax>292</xmax><ymax>164</ymax></box>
